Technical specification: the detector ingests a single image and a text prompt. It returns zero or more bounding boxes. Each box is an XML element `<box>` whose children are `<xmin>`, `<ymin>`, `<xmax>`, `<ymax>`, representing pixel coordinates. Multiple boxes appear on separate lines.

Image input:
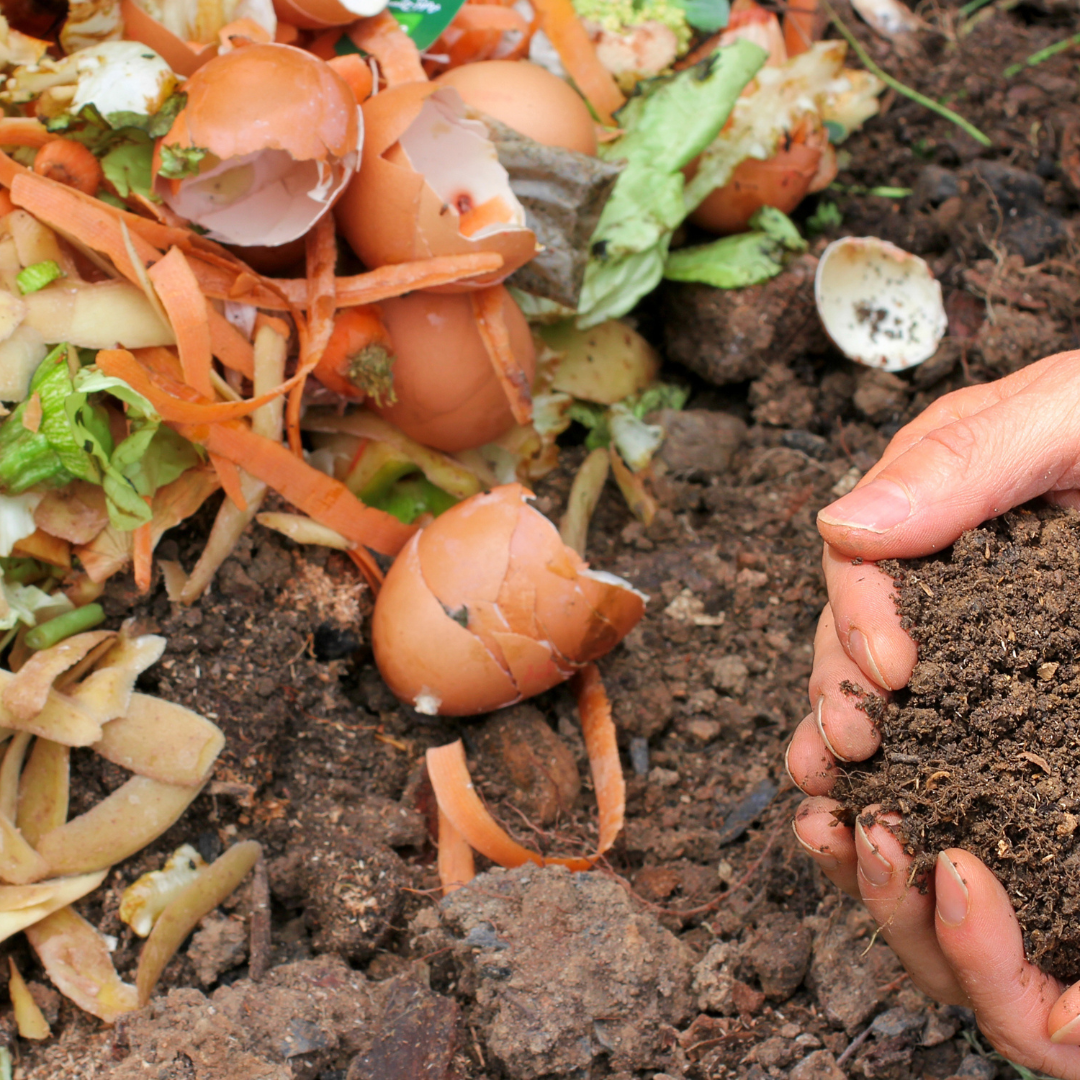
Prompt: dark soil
<box><xmin>842</xmin><ymin>506</ymin><xmax>1080</xmax><ymax>984</ymax></box>
<box><xmin>9</xmin><ymin>2</ymin><xmax>1080</xmax><ymax>1078</ymax></box>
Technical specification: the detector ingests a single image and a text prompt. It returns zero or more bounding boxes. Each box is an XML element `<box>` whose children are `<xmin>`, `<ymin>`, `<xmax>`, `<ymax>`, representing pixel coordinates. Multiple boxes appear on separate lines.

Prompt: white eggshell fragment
<box><xmin>814</xmin><ymin>236</ymin><xmax>947</xmax><ymax>372</ymax></box>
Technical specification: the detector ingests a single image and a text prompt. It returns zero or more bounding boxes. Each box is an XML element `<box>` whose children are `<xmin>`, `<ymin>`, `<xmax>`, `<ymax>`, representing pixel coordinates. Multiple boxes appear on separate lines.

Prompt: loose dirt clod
<box><xmin>842</xmin><ymin>505</ymin><xmax>1080</xmax><ymax>981</ymax></box>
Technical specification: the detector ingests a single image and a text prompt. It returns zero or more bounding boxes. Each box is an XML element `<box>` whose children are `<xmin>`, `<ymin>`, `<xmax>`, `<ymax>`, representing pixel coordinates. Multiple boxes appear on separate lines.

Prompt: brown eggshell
<box><xmin>690</xmin><ymin>140</ymin><xmax>822</xmax><ymax>235</ymax></box>
<box><xmin>160</xmin><ymin>43</ymin><xmax>359</xmax><ymax>163</ymax></box>
<box><xmin>334</xmin><ymin>82</ymin><xmax>536</xmax><ymax>288</ymax></box>
<box><xmin>373</xmin><ymin>287</ymin><xmax>535</xmax><ymax>453</ymax></box>
<box><xmin>272</xmin><ymin>0</ymin><xmax>366</xmax><ymax>29</ymax></box>
<box><xmin>416</xmin><ymin>484</ymin><xmax>520</xmax><ymax>607</ymax></box>
<box><xmin>372</xmin><ymin>533</ymin><xmax>518</xmax><ymax>716</ymax></box>
<box><xmin>119</xmin><ymin>0</ymin><xmax>218</xmax><ymax>77</ymax></box>
<box><xmin>574</xmin><ymin>570</ymin><xmax>648</xmax><ymax>661</ymax></box>
<box><xmin>434</xmin><ymin>61</ymin><xmax>597</xmax><ymax>156</ymax></box>
<box><xmin>490</xmin><ymin>631</ymin><xmax>567</xmax><ymax>699</ymax></box>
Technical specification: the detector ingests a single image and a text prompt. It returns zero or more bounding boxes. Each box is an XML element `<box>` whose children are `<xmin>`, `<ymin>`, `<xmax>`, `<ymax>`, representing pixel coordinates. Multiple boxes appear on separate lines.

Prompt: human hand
<box><xmin>786</xmin><ymin>350</ymin><xmax>1080</xmax><ymax>1073</ymax></box>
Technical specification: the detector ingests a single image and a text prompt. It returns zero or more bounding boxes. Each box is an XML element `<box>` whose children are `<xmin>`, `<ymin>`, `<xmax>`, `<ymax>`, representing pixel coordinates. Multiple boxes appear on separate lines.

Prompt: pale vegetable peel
<box><xmin>135</xmin><ymin>840</ymin><xmax>261</xmax><ymax>1005</ymax></box>
<box><xmin>8</xmin><ymin>956</ymin><xmax>50</xmax><ymax>1040</ymax></box>
<box><xmin>119</xmin><ymin>843</ymin><xmax>206</xmax><ymax>937</ymax></box>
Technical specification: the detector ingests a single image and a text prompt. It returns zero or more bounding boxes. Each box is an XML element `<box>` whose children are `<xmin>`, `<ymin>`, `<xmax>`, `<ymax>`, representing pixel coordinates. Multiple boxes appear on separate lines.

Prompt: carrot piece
<box><xmin>190</xmin><ymin>420</ymin><xmax>417</xmax><ymax>556</ymax></box>
<box><xmin>0</xmin><ymin>118</ymin><xmax>55</xmax><ymax>150</ymax></box>
<box><xmin>571</xmin><ymin>662</ymin><xmax>624</xmax><ymax>855</ymax></box>
<box><xmin>437</xmin><ymin>805</ymin><xmax>476</xmax><ymax>895</ymax></box>
<box><xmin>347</xmin><ymin>11</ymin><xmax>428</xmax><ymax>86</ymax></box>
<box><xmin>472</xmin><ymin>286</ymin><xmax>532</xmax><ymax>426</ymax></box>
<box><xmin>132</xmin><ymin>518</ymin><xmax>153</xmax><ymax>594</ymax></box>
<box><xmin>346</xmin><ymin>545</ymin><xmax>385</xmax><ymax>594</ymax></box>
<box><xmin>530</xmin><ymin>0</ymin><xmax>624</xmax><ymax>125</ymax></box>
<box><xmin>312</xmin><ymin>306</ymin><xmax>393</xmax><ymax>401</ymax></box>
<box><xmin>208</xmin><ymin>307</ymin><xmax>255</xmax><ymax>379</ymax></box>
<box><xmin>33</xmin><ymin>139</ymin><xmax>103</xmax><ymax>197</ymax></box>
<box><xmin>147</xmin><ymin>247</ymin><xmax>213</xmax><ymax>399</ymax></box>
<box><xmin>328</xmin><ymin>54</ymin><xmax>374</xmax><ymax>105</ymax></box>
<box><xmin>210</xmin><ymin>455</ymin><xmax>249</xmax><ymax>512</ymax></box>
<box><xmin>0</xmin><ymin>189</ymin><xmax>14</xmax><ymax>216</ymax></box>
<box><xmin>0</xmin><ymin>148</ymin><xmax>29</xmax><ymax>189</ymax></box>
<box><xmin>187</xmin><ymin>251</ymin><xmax>504</xmax><ymax>309</ymax></box>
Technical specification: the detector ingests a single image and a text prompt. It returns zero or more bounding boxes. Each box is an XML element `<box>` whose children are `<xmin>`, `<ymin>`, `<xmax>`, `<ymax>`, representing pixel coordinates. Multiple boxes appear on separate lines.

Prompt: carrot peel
<box><xmin>473</xmin><ymin>286</ymin><xmax>532</xmax><ymax>426</ymax></box>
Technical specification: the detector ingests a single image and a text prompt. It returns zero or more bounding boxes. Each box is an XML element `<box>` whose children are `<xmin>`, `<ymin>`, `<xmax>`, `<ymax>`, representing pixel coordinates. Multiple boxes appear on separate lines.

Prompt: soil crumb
<box><xmin>842</xmin><ymin>505</ymin><xmax>1080</xmax><ymax>982</ymax></box>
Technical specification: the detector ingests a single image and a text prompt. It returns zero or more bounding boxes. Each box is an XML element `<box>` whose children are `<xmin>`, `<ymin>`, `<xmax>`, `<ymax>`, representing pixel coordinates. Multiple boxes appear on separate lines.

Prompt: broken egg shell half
<box><xmin>334</xmin><ymin>82</ymin><xmax>537</xmax><ymax>290</ymax></box>
<box><xmin>814</xmin><ymin>236</ymin><xmax>947</xmax><ymax>372</ymax></box>
<box><xmin>119</xmin><ymin>0</ymin><xmax>277</xmax><ymax>77</ymax></box>
<box><xmin>154</xmin><ymin>43</ymin><xmax>361</xmax><ymax>247</ymax></box>
<box><xmin>272</xmin><ymin>0</ymin><xmax>388</xmax><ymax>29</ymax></box>
<box><xmin>371</xmin><ymin>484</ymin><xmax>646</xmax><ymax>716</ymax></box>
<box><xmin>372</xmin><ymin>286</ymin><xmax>535</xmax><ymax>453</ymax></box>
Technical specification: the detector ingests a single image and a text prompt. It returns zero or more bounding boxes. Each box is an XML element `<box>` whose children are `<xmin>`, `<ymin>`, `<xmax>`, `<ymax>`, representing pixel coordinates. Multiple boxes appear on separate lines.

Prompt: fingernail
<box><xmin>849</xmin><ymin>628</ymin><xmax>892</xmax><ymax>691</ymax></box>
<box><xmin>818</xmin><ymin>479</ymin><xmax>911</xmax><ymax>534</ymax></box>
<box><xmin>936</xmin><ymin>852</ymin><xmax>970</xmax><ymax>927</ymax></box>
<box><xmin>855</xmin><ymin>820</ymin><xmax>893</xmax><ymax>887</ymax></box>
<box><xmin>791</xmin><ymin>819</ymin><xmax>840</xmax><ymax>871</ymax></box>
<box><xmin>1050</xmin><ymin>1012</ymin><xmax>1080</xmax><ymax>1045</ymax></box>
<box><xmin>815</xmin><ymin>696</ymin><xmax>852</xmax><ymax>762</ymax></box>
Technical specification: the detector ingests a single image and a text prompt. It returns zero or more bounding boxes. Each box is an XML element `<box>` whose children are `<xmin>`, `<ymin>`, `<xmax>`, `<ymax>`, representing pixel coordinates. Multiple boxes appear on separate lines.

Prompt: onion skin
<box><xmin>372</xmin><ymin>484</ymin><xmax>646</xmax><ymax>716</ymax></box>
<box><xmin>372</xmin><ymin>286</ymin><xmax>535</xmax><ymax>453</ymax></box>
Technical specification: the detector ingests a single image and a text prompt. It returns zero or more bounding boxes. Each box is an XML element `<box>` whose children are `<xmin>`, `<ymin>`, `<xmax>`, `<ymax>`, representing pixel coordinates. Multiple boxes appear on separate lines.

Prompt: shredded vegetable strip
<box><xmin>0</xmin><ymin>148</ymin><xmax>29</xmax><ymax>188</ymax></box>
<box><xmin>572</xmin><ymin>663</ymin><xmax>625</xmax><ymax>853</ymax></box>
<box><xmin>147</xmin><ymin>248</ymin><xmax>213</xmax><ymax>399</ymax></box>
<box><xmin>188</xmin><ymin>251</ymin><xmax>505</xmax><ymax>309</ymax></box>
<box><xmin>348</xmin><ymin>12</ymin><xmax>428</xmax><ymax>85</ymax></box>
<box><xmin>10</xmin><ymin>173</ymin><xmax>159</xmax><ymax>284</ymax></box>
<box><xmin>208</xmin><ymin>307</ymin><xmax>255</xmax><ymax>379</ymax></box>
<box><xmin>530</xmin><ymin>0</ymin><xmax>625</xmax><ymax>124</ymax></box>
<box><xmin>132</xmin><ymin>517</ymin><xmax>153</xmax><ymax>595</ymax></box>
<box><xmin>346</xmin><ymin>546</ymin><xmax>385</xmax><ymax>593</ymax></box>
<box><xmin>473</xmin><ymin>286</ymin><xmax>532</xmax><ymax>425</ymax></box>
<box><xmin>437</xmin><ymin>806</ymin><xmax>476</xmax><ymax>895</ymax></box>
<box><xmin>211</xmin><ymin>457</ymin><xmax>248</xmax><ymax>512</ymax></box>
<box><xmin>188</xmin><ymin>420</ymin><xmax>417</xmax><ymax>556</ymax></box>
<box><xmin>288</xmin><ymin>213</ymin><xmax>338</xmax><ymax>454</ymax></box>
<box><xmin>0</xmin><ymin>118</ymin><xmax>57</xmax><ymax>149</ymax></box>
<box><xmin>427</xmin><ymin>740</ymin><xmax>594</xmax><ymax>871</ymax></box>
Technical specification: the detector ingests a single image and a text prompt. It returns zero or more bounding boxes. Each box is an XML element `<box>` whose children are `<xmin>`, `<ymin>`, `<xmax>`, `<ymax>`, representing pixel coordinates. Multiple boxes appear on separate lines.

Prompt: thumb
<box><xmin>818</xmin><ymin>354</ymin><xmax>1080</xmax><ymax>559</ymax></box>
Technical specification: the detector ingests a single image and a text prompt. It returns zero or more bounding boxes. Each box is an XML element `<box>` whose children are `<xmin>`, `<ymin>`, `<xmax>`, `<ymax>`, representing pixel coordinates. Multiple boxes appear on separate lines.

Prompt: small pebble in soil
<box><xmin>841</xmin><ymin>505</ymin><xmax>1080</xmax><ymax>981</ymax></box>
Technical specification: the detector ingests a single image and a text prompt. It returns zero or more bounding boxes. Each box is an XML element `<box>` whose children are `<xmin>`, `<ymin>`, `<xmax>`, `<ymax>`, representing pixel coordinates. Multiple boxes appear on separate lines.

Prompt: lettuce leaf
<box><xmin>663</xmin><ymin>206</ymin><xmax>807</xmax><ymax>288</ymax></box>
<box><xmin>577</xmin><ymin>39</ymin><xmax>767</xmax><ymax>329</ymax></box>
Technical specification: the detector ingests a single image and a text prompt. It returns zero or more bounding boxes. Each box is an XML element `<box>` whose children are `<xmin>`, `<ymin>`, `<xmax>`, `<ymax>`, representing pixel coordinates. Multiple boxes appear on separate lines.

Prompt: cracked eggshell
<box><xmin>154</xmin><ymin>43</ymin><xmax>360</xmax><ymax>247</ymax></box>
<box><xmin>372</xmin><ymin>484</ymin><xmax>647</xmax><ymax>716</ymax></box>
<box><xmin>372</xmin><ymin>286</ymin><xmax>535</xmax><ymax>453</ymax></box>
<box><xmin>814</xmin><ymin>236</ymin><xmax>947</xmax><ymax>372</ymax></box>
<box><xmin>273</xmin><ymin>0</ymin><xmax>388</xmax><ymax>29</ymax></box>
<box><xmin>334</xmin><ymin>82</ymin><xmax>537</xmax><ymax>289</ymax></box>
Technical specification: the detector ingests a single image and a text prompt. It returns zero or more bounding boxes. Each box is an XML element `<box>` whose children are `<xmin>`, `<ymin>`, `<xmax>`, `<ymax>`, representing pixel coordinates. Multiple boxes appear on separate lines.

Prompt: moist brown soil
<box><xmin>8</xmin><ymin>3</ymin><xmax>1080</xmax><ymax>1078</ymax></box>
<box><xmin>842</xmin><ymin>506</ymin><xmax>1080</xmax><ymax>984</ymax></box>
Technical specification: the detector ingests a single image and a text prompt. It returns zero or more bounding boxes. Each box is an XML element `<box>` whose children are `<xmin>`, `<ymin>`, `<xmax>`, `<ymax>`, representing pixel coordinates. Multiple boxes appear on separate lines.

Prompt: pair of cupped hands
<box><xmin>786</xmin><ymin>351</ymin><xmax>1080</xmax><ymax>1077</ymax></box>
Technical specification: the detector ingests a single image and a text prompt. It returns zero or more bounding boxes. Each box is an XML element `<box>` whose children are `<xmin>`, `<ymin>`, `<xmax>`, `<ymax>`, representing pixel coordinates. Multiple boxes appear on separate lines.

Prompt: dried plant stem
<box><xmin>823</xmin><ymin>0</ymin><xmax>992</xmax><ymax>148</ymax></box>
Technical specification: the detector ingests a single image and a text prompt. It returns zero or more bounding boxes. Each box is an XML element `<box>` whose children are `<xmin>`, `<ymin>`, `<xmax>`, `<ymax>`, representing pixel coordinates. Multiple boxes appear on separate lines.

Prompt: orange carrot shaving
<box><xmin>435</xmin><ymin>3</ymin><xmax>533</xmax><ymax>69</ymax></box>
<box><xmin>347</xmin><ymin>546</ymin><xmax>385</xmax><ymax>594</ymax></box>
<box><xmin>147</xmin><ymin>247</ymin><xmax>213</xmax><ymax>400</ymax></box>
<box><xmin>0</xmin><ymin>189</ymin><xmax>14</xmax><ymax>216</ymax></box>
<box><xmin>437</xmin><ymin>806</ymin><xmax>476</xmax><ymax>894</ymax></box>
<box><xmin>472</xmin><ymin>286</ymin><xmax>532</xmax><ymax>426</ymax></box>
<box><xmin>211</xmin><ymin>454</ymin><xmax>248</xmax><ymax>512</ymax></box>
<box><xmin>132</xmin><ymin>516</ymin><xmax>153</xmax><ymax>594</ymax></box>
<box><xmin>572</xmin><ymin>662</ymin><xmax>625</xmax><ymax>854</ymax></box>
<box><xmin>187</xmin><ymin>251</ymin><xmax>504</xmax><ymax>309</ymax></box>
<box><xmin>328</xmin><ymin>54</ymin><xmax>374</xmax><ymax>105</ymax></box>
<box><xmin>313</xmin><ymin>306</ymin><xmax>394</xmax><ymax>401</ymax></box>
<box><xmin>32</xmin><ymin>138</ymin><xmax>103</xmax><ymax>197</ymax></box>
<box><xmin>189</xmin><ymin>420</ymin><xmax>417</xmax><ymax>556</ymax></box>
<box><xmin>0</xmin><ymin>148</ymin><xmax>29</xmax><ymax>189</ymax></box>
<box><xmin>530</xmin><ymin>0</ymin><xmax>624</xmax><ymax>125</ymax></box>
<box><xmin>347</xmin><ymin>11</ymin><xmax>428</xmax><ymax>85</ymax></box>
<box><xmin>208</xmin><ymin>307</ymin><xmax>255</xmax><ymax>379</ymax></box>
<box><xmin>0</xmin><ymin>118</ymin><xmax>56</xmax><ymax>150</ymax></box>
<box><xmin>427</xmin><ymin>663</ymin><xmax>623</xmax><ymax>873</ymax></box>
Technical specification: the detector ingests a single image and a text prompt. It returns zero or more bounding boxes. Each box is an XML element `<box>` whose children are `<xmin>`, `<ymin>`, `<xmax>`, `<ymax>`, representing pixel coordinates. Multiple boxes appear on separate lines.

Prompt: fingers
<box><xmin>809</xmin><ymin>602</ymin><xmax>892</xmax><ymax>758</ymax></box>
<box><xmin>793</xmin><ymin>796</ymin><xmax>858</xmax><ymax>898</ymax></box>
<box><xmin>818</xmin><ymin>350</ymin><xmax>1080</xmax><ymax>560</ymax></box>
<box><xmin>933</xmin><ymin>849</ymin><xmax>1080</xmax><ymax>1078</ymax></box>
<box><xmin>854</xmin><ymin>813</ymin><xmax>967</xmax><ymax>1005</ymax></box>
<box><xmin>786</xmin><ymin>712</ymin><xmax>839</xmax><ymax>796</ymax></box>
<box><xmin>1049</xmin><ymin>982</ymin><xmax>1080</xmax><ymax>1046</ymax></box>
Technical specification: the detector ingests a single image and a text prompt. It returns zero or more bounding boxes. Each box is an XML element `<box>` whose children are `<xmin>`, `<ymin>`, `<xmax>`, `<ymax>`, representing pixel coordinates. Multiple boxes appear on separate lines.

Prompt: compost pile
<box><xmin>843</xmin><ymin>505</ymin><xmax>1080</xmax><ymax>983</ymax></box>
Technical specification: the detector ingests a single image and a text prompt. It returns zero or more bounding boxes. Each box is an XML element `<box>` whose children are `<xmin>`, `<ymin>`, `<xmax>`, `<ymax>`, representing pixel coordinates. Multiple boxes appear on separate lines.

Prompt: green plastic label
<box><xmin>387</xmin><ymin>0</ymin><xmax>469</xmax><ymax>51</ymax></box>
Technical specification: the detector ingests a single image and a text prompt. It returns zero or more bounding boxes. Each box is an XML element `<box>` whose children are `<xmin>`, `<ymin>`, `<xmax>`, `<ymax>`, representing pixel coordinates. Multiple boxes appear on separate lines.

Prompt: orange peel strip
<box><xmin>346</xmin><ymin>546</ymin><xmax>385</xmax><ymax>594</ymax></box>
<box><xmin>348</xmin><ymin>11</ymin><xmax>427</xmax><ymax>85</ymax></box>
<box><xmin>0</xmin><ymin>117</ymin><xmax>57</xmax><ymax>150</ymax></box>
<box><xmin>437</xmin><ymin>805</ymin><xmax>476</xmax><ymax>895</ymax></box>
<box><xmin>147</xmin><ymin>247</ymin><xmax>214</xmax><ymax>399</ymax></box>
<box><xmin>530</xmin><ymin>0</ymin><xmax>624</xmax><ymax>125</ymax></box>
<box><xmin>187</xmin><ymin>251</ymin><xmax>505</xmax><ymax>309</ymax></box>
<box><xmin>572</xmin><ymin>662</ymin><xmax>625</xmax><ymax>853</ymax></box>
<box><xmin>192</xmin><ymin>420</ymin><xmax>417</xmax><ymax>557</ymax></box>
<box><xmin>210</xmin><ymin>455</ymin><xmax>248</xmax><ymax>512</ymax></box>
<box><xmin>472</xmin><ymin>286</ymin><xmax>532</xmax><ymax>426</ymax></box>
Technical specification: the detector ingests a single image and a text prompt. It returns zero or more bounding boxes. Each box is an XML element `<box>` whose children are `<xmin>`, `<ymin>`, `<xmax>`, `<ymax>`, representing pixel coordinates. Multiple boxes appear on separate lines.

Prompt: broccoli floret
<box><xmin>572</xmin><ymin>0</ymin><xmax>693</xmax><ymax>51</ymax></box>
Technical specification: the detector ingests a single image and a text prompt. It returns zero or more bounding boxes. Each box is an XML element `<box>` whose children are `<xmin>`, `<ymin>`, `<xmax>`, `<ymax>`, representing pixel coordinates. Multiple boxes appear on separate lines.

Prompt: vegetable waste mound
<box><xmin>842</xmin><ymin>506</ymin><xmax>1080</xmax><ymax>983</ymax></box>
